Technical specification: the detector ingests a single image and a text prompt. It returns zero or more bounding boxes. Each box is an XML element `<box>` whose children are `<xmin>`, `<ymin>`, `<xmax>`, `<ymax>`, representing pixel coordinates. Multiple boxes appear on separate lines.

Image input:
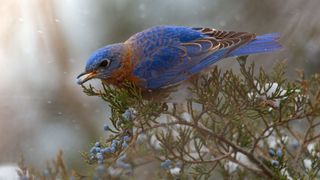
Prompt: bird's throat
<box><xmin>102</xmin><ymin>44</ymin><xmax>142</xmax><ymax>88</ymax></box>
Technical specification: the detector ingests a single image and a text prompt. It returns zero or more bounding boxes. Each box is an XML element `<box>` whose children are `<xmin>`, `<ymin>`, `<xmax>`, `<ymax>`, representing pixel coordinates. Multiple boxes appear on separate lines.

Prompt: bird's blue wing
<box><xmin>132</xmin><ymin>26</ymin><xmax>262</xmax><ymax>89</ymax></box>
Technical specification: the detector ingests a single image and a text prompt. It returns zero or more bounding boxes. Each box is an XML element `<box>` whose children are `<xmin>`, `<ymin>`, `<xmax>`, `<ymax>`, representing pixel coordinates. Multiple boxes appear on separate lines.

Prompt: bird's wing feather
<box><xmin>133</xmin><ymin>26</ymin><xmax>255</xmax><ymax>89</ymax></box>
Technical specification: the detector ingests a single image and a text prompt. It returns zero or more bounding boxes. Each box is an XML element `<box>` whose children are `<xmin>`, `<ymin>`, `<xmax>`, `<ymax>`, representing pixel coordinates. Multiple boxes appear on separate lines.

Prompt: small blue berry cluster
<box><xmin>160</xmin><ymin>159</ymin><xmax>183</xmax><ymax>176</ymax></box>
<box><xmin>103</xmin><ymin>124</ymin><xmax>110</xmax><ymax>131</ymax></box>
<box><xmin>268</xmin><ymin>148</ymin><xmax>283</xmax><ymax>167</ymax></box>
<box><xmin>160</xmin><ymin>159</ymin><xmax>173</xmax><ymax>170</ymax></box>
<box><xmin>122</xmin><ymin>108</ymin><xmax>135</xmax><ymax>121</ymax></box>
<box><xmin>89</xmin><ymin>142</ymin><xmax>114</xmax><ymax>164</ymax></box>
<box><xmin>122</xmin><ymin>135</ymin><xmax>130</xmax><ymax>148</ymax></box>
<box><xmin>89</xmin><ymin>135</ymin><xmax>131</xmax><ymax>164</ymax></box>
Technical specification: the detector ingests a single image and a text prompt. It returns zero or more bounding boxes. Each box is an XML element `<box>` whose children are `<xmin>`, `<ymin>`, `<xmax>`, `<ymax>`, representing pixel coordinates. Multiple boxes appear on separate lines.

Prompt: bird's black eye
<box><xmin>99</xmin><ymin>59</ymin><xmax>110</xmax><ymax>67</ymax></box>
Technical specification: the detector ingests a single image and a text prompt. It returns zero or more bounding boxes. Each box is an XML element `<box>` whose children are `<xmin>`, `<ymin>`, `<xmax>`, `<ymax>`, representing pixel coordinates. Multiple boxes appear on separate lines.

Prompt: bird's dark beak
<box><xmin>76</xmin><ymin>71</ymin><xmax>97</xmax><ymax>85</ymax></box>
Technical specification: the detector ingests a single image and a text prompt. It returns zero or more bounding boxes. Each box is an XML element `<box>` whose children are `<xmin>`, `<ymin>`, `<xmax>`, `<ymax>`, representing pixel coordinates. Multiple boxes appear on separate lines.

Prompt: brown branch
<box><xmin>160</xmin><ymin>113</ymin><xmax>276</xmax><ymax>178</ymax></box>
<box><xmin>305</xmin><ymin>133</ymin><xmax>320</xmax><ymax>143</ymax></box>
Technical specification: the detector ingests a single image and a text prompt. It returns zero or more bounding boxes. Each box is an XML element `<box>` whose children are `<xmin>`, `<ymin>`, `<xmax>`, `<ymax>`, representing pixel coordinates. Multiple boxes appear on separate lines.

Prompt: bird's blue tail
<box><xmin>229</xmin><ymin>33</ymin><xmax>282</xmax><ymax>56</ymax></box>
<box><xmin>189</xmin><ymin>33</ymin><xmax>282</xmax><ymax>74</ymax></box>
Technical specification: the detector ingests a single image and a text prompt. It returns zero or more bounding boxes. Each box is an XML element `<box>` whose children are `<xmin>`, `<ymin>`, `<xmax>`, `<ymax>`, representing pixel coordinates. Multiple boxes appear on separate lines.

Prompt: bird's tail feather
<box><xmin>229</xmin><ymin>33</ymin><xmax>282</xmax><ymax>56</ymax></box>
<box><xmin>189</xmin><ymin>33</ymin><xmax>282</xmax><ymax>74</ymax></box>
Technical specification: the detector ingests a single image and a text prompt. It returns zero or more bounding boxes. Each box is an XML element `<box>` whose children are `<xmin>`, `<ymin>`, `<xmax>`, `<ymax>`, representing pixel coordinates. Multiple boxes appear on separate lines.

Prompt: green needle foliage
<box><xmin>20</xmin><ymin>56</ymin><xmax>320</xmax><ymax>179</ymax></box>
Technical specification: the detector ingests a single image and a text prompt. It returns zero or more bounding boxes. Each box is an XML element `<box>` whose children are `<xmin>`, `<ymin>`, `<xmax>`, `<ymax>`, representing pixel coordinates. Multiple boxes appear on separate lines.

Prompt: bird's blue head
<box><xmin>77</xmin><ymin>43</ymin><xmax>126</xmax><ymax>84</ymax></box>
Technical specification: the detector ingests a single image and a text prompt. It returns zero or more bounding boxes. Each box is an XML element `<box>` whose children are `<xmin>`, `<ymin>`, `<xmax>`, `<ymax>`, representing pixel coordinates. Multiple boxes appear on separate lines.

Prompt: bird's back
<box><xmin>125</xmin><ymin>26</ymin><xmax>202</xmax><ymax>58</ymax></box>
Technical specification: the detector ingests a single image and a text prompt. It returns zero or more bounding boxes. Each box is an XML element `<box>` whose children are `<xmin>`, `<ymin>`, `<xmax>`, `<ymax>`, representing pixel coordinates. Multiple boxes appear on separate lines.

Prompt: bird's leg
<box><xmin>161</xmin><ymin>103</ymin><xmax>168</xmax><ymax>111</ymax></box>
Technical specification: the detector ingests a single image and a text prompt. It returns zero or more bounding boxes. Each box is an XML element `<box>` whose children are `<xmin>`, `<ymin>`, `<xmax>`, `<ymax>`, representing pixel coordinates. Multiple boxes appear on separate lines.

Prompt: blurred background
<box><xmin>0</xmin><ymin>0</ymin><xmax>319</xmax><ymax>172</ymax></box>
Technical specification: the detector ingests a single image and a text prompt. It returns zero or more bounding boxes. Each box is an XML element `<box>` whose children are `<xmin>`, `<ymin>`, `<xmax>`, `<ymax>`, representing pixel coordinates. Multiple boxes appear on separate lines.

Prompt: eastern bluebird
<box><xmin>77</xmin><ymin>25</ymin><xmax>281</xmax><ymax>91</ymax></box>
